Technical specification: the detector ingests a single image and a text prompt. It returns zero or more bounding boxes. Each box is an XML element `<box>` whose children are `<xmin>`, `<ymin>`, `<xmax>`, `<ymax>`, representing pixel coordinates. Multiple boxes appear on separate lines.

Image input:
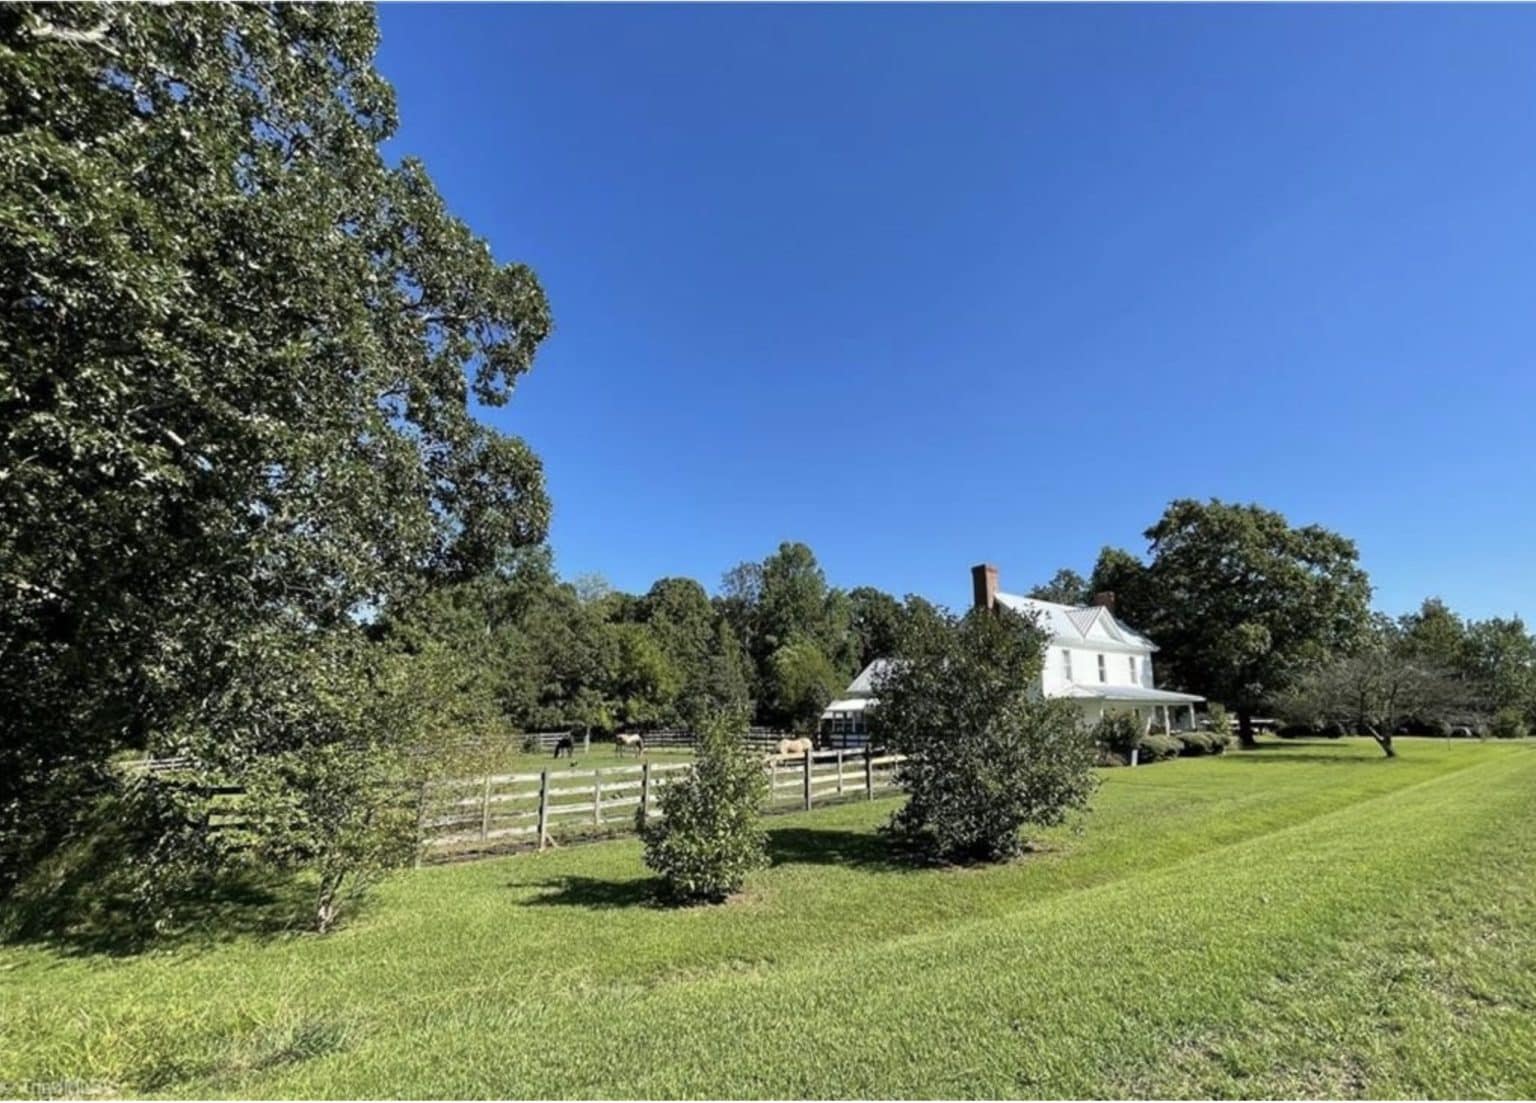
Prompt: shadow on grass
<box><xmin>2</xmin><ymin>869</ymin><xmax>313</xmax><ymax>959</ymax></box>
<box><xmin>1225</xmin><ymin>740</ymin><xmax>1388</xmax><ymax>765</ymax></box>
<box><xmin>765</xmin><ymin>826</ymin><xmax>908</xmax><ymax>871</ymax></box>
<box><xmin>522</xmin><ymin>825</ymin><xmax>910</xmax><ymax>910</ymax></box>
<box><xmin>522</xmin><ymin>874</ymin><xmax>666</xmax><ymax>910</ymax></box>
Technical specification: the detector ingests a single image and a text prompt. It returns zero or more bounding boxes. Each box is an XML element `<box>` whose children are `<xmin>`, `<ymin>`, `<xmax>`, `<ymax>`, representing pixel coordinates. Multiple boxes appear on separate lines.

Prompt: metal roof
<box><xmin>1055</xmin><ymin>683</ymin><xmax>1204</xmax><ymax>704</ymax></box>
<box><xmin>994</xmin><ymin>593</ymin><xmax>1157</xmax><ymax>653</ymax></box>
<box><xmin>845</xmin><ymin>659</ymin><xmax>892</xmax><ymax>696</ymax></box>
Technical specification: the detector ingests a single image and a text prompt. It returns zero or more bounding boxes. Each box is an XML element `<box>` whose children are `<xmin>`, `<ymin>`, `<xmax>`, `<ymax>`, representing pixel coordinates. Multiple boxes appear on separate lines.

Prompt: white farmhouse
<box><xmin>820</xmin><ymin>562</ymin><xmax>1203</xmax><ymax>743</ymax></box>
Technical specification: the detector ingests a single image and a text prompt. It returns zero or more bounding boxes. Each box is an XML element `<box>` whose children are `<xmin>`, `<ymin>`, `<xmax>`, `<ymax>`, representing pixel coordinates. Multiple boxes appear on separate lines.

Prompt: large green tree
<box><xmin>846</xmin><ymin>585</ymin><xmax>906</xmax><ymax>669</ymax></box>
<box><xmin>1136</xmin><ymin>500</ymin><xmax>1372</xmax><ymax>745</ymax></box>
<box><xmin>1462</xmin><ymin>615</ymin><xmax>1536</xmax><ymax>723</ymax></box>
<box><xmin>1397</xmin><ymin>598</ymin><xmax>1468</xmax><ymax>672</ymax></box>
<box><xmin>0</xmin><ymin>5</ymin><xmax>552</xmax><ymax>887</ymax></box>
<box><xmin>1027</xmin><ymin>568</ymin><xmax>1091</xmax><ymax>606</ymax></box>
<box><xmin>719</xmin><ymin>541</ymin><xmax>855</xmax><ymax>725</ymax></box>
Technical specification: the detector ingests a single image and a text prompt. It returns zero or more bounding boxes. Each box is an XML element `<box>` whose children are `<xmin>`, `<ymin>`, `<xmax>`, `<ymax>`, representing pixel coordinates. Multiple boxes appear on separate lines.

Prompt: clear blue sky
<box><xmin>377</xmin><ymin>4</ymin><xmax>1536</xmax><ymax>621</ymax></box>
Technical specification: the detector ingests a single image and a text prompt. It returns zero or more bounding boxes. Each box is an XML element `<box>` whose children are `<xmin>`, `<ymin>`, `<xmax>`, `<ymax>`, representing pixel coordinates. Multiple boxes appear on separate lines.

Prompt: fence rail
<box><xmin>420</xmin><ymin>747</ymin><xmax>905</xmax><ymax>856</ymax></box>
<box><xmin>120</xmin><ymin>746</ymin><xmax>906</xmax><ymax>861</ymax></box>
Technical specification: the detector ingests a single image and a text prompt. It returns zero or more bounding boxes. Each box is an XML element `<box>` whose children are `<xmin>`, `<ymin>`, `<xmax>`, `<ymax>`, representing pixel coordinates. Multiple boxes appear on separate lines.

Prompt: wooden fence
<box><xmin>420</xmin><ymin>747</ymin><xmax>906</xmax><ymax>856</ymax></box>
<box><xmin>596</xmin><ymin>728</ymin><xmax>799</xmax><ymax>751</ymax></box>
<box><xmin>523</xmin><ymin>729</ymin><xmax>796</xmax><ymax>752</ymax></box>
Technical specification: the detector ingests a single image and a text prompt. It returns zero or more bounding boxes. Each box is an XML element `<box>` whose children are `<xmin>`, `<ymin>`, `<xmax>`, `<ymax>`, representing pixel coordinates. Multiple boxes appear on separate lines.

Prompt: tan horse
<box><xmin>775</xmin><ymin>737</ymin><xmax>815</xmax><ymax>758</ymax></box>
<box><xmin>614</xmin><ymin>732</ymin><xmax>645</xmax><ymax>757</ymax></box>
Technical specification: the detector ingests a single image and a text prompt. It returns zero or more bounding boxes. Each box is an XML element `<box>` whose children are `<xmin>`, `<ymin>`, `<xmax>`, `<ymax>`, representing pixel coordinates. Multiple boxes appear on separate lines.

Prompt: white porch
<box><xmin>1059</xmin><ymin>684</ymin><xmax>1205</xmax><ymax>734</ymax></box>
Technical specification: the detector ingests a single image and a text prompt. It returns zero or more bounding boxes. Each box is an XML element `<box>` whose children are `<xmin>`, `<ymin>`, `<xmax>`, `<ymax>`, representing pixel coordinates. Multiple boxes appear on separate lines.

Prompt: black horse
<box><xmin>552</xmin><ymin>735</ymin><xmax>575</xmax><ymax>759</ymax></box>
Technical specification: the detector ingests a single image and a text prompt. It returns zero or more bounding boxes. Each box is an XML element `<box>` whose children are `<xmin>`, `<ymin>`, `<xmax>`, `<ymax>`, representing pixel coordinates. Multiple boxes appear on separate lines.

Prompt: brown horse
<box><xmin>614</xmin><ymin>732</ymin><xmax>645</xmax><ymax>757</ymax></box>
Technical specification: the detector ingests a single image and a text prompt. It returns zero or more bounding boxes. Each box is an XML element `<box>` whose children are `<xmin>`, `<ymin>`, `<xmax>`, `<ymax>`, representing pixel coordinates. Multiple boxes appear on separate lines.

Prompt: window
<box><xmin>1097</xmin><ymin>653</ymin><xmax>1107</xmax><ymax>683</ymax></box>
<box><xmin>1061</xmin><ymin>649</ymin><xmax>1072</xmax><ymax>682</ymax></box>
<box><xmin>1128</xmin><ymin>656</ymin><xmax>1137</xmax><ymax>683</ymax></box>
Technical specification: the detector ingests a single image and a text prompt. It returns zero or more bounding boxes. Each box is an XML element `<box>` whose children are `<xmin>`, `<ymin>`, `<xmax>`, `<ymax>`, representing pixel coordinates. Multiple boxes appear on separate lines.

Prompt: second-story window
<box><xmin>1097</xmin><ymin>653</ymin><xmax>1107</xmax><ymax>683</ymax></box>
<box><xmin>1128</xmin><ymin>656</ymin><xmax>1137</xmax><ymax>683</ymax></box>
<box><xmin>1061</xmin><ymin>649</ymin><xmax>1072</xmax><ymax>682</ymax></box>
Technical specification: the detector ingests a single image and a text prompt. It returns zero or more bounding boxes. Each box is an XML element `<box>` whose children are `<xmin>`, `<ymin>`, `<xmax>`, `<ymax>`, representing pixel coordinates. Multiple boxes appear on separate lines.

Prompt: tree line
<box><xmin>381</xmin><ymin>540</ymin><xmax>932</xmax><ymax>740</ymax></box>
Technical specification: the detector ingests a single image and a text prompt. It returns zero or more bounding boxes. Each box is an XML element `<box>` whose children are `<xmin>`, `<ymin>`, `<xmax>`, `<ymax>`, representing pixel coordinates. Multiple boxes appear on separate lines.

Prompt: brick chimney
<box><xmin>1091</xmin><ymin>591</ymin><xmax>1116</xmax><ymax>613</ymax></box>
<box><xmin>971</xmin><ymin>563</ymin><xmax>999</xmax><ymax>612</ymax></box>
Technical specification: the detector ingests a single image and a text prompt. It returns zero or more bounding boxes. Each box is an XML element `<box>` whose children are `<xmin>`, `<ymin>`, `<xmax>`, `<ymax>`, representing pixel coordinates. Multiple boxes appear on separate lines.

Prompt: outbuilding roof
<box><xmin>845</xmin><ymin>658</ymin><xmax>893</xmax><ymax>697</ymax></box>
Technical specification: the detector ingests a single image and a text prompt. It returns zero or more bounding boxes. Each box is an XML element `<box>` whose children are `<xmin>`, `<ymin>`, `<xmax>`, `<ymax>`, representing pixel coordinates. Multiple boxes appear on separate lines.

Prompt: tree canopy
<box><xmin>1130</xmin><ymin>500</ymin><xmax>1373</xmax><ymax>743</ymax></box>
<box><xmin>1027</xmin><ymin>568</ymin><xmax>1091</xmax><ymax>606</ymax></box>
<box><xmin>1</xmin><ymin>4</ymin><xmax>552</xmax><ymax>887</ymax></box>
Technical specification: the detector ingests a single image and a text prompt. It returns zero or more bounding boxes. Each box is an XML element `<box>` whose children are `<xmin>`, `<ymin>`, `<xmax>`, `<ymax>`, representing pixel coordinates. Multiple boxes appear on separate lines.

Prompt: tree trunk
<box><xmin>1364</xmin><ymin>722</ymin><xmax>1396</xmax><ymax>759</ymax></box>
<box><xmin>1237</xmin><ymin>710</ymin><xmax>1257</xmax><ymax>748</ymax></box>
<box><xmin>315</xmin><ymin>872</ymin><xmax>344</xmax><ymax>934</ymax></box>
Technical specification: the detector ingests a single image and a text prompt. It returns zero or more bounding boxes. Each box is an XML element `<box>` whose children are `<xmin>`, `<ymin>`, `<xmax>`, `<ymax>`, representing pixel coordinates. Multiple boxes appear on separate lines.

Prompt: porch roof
<box><xmin>1057</xmin><ymin>683</ymin><xmax>1205</xmax><ymax>705</ymax></box>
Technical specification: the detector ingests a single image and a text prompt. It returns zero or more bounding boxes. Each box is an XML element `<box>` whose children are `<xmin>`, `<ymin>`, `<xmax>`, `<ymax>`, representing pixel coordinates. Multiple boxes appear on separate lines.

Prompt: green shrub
<box><xmin>874</xmin><ymin>607</ymin><xmax>1098</xmax><ymax>863</ymax></box>
<box><xmin>1138</xmin><ymin>733</ymin><xmax>1182</xmax><ymax>763</ymax></box>
<box><xmin>1179</xmin><ymin>734</ymin><xmax>1216</xmax><ymax>761</ymax></box>
<box><xmin>1091</xmin><ymin>712</ymin><xmax>1144</xmax><ymax>762</ymax></box>
<box><xmin>640</xmin><ymin>716</ymin><xmax>767</xmax><ymax>903</ymax></box>
<box><xmin>1490</xmin><ymin>707</ymin><xmax>1529</xmax><ymax>740</ymax></box>
<box><xmin>1176</xmin><ymin>731</ymin><xmax>1226</xmax><ymax>756</ymax></box>
<box><xmin>1206</xmin><ymin>704</ymin><xmax>1234</xmax><ymax>738</ymax></box>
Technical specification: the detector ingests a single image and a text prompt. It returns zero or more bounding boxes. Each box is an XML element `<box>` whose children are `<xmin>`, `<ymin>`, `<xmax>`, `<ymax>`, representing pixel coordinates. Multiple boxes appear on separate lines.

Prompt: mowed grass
<box><xmin>4</xmin><ymin>739</ymin><xmax>1535</xmax><ymax>1099</ymax></box>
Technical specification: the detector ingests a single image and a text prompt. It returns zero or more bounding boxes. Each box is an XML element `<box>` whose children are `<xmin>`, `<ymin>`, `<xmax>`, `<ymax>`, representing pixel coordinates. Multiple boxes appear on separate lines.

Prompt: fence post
<box><xmin>770</xmin><ymin>758</ymin><xmax>778</xmax><ymax>807</ymax></box>
<box><xmin>640</xmin><ymin>761</ymin><xmax>651</xmax><ymax>823</ymax></box>
<box><xmin>414</xmin><ymin>781</ymin><xmax>428</xmax><ymax>868</ymax></box>
<box><xmin>864</xmin><ymin>746</ymin><xmax>874</xmax><ymax>799</ymax></box>
<box><xmin>537</xmin><ymin>770</ymin><xmax>550</xmax><ymax>850</ymax></box>
<box><xmin>803</xmin><ymin>747</ymin><xmax>813</xmax><ymax>811</ymax></box>
<box><xmin>836</xmin><ymin>750</ymin><xmax>845</xmax><ymax>795</ymax></box>
<box><xmin>479</xmin><ymin>772</ymin><xmax>492</xmax><ymax>841</ymax></box>
<box><xmin>593</xmin><ymin>768</ymin><xmax>603</xmax><ymax>826</ymax></box>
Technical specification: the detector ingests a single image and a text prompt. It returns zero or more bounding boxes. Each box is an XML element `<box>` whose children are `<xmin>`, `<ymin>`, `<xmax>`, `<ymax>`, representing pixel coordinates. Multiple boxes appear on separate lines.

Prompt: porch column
<box><xmin>1188</xmin><ymin>704</ymin><xmax>1197</xmax><ymax>731</ymax></box>
<box><xmin>1161</xmin><ymin>705</ymin><xmax>1171</xmax><ymax>734</ymax></box>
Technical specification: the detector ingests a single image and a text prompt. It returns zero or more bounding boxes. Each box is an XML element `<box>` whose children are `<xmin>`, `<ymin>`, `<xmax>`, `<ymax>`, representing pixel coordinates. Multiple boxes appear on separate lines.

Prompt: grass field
<box><xmin>4</xmin><ymin>738</ymin><xmax>1535</xmax><ymax>1099</ymax></box>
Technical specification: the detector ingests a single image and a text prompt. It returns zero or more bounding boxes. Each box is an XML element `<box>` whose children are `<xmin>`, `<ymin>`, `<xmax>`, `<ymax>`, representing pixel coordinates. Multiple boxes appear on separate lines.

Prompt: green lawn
<box><xmin>4</xmin><ymin>738</ymin><xmax>1535</xmax><ymax>1099</ymax></box>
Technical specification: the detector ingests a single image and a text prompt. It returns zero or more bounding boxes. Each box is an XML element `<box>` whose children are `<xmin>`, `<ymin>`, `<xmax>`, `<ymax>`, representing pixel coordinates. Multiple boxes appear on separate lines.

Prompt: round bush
<box><xmin>1137</xmin><ymin>733</ymin><xmax>1182</xmax><ymax>763</ymax></box>
<box><xmin>1490</xmin><ymin>707</ymin><xmax>1529</xmax><ymax>740</ymax></box>
<box><xmin>639</xmin><ymin>719</ymin><xmax>767</xmax><ymax>903</ymax></box>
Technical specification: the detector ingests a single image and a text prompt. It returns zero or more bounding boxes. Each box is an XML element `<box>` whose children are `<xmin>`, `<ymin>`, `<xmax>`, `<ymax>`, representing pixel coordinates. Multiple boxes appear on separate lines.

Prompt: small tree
<box><xmin>242</xmin><ymin>742</ymin><xmax>417</xmax><ymax>934</ymax></box>
<box><xmin>1279</xmin><ymin>620</ymin><xmax>1466</xmax><ymax>758</ymax></box>
<box><xmin>196</xmin><ymin>632</ymin><xmax>496</xmax><ymax>933</ymax></box>
<box><xmin>640</xmin><ymin>716</ymin><xmax>768</xmax><ymax>903</ymax></box>
<box><xmin>874</xmin><ymin>606</ymin><xmax>1097</xmax><ymax>863</ymax></box>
